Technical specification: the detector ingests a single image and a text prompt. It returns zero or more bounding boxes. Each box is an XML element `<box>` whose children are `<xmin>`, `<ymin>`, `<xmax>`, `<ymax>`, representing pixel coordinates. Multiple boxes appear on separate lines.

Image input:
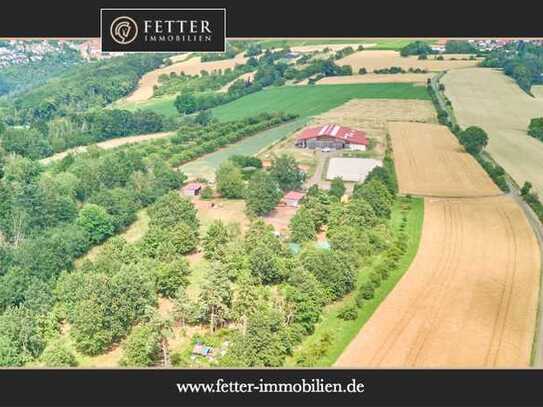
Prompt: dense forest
<box><xmin>0</xmin><ymin>109</ymin><xmax>176</xmax><ymax>159</ymax></box>
<box><xmin>2</xmin><ymin>53</ymin><xmax>166</xmax><ymax>124</ymax></box>
<box><xmin>481</xmin><ymin>42</ymin><xmax>543</xmax><ymax>92</ymax></box>
<box><xmin>0</xmin><ymin>112</ymin><xmax>296</xmax><ymax>366</ymax></box>
<box><xmin>0</xmin><ymin>53</ymin><xmax>180</xmax><ymax>159</ymax></box>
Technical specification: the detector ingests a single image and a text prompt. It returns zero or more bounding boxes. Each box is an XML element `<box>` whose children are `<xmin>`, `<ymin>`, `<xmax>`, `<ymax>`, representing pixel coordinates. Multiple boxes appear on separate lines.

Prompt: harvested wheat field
<box><xmin>312</xmin><ymin>99</ymin><xmax>437</xmax><ymax>157</ymax></box>
<box><xmin>442</xmin><ymin>68</ymin><xmax>543</xmax><ymax>197</ymax></box>
<box><xmin>316</xmin><ymin>73</ymin><xmax>433</xmax><ymax>85</ymax></box>
<box><xmin>124</xmin><ymin>53</ymin><xmax>248</xmax><ymax>102</ymax></box>
<box><xmin>336</xmin><ymin>195</ymin><xmax>540</xmax><ymax>367</ymax></box>
<box><xmin>390</xmin><ymin>122</ymin><xmax>500</xmax><ymax>197</ymax></box>
<box><xmin>532</xmin><ymin>85</ymin><xmax>543</xmax><ymax>99</ymax></box>
<box><xmin>337</xmin><ymin>50</ymin><xmax>480</xmax><ymax>73</ymax></box>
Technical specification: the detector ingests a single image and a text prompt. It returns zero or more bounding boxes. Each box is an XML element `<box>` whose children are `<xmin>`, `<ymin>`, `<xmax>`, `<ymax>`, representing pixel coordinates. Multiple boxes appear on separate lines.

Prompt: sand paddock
<box><xmin>336</xmin><ymin>50</ymin><xmax>480</xmax><ymax>73</ymax></box>
<box><xmin>124</xmin><ymin>53</ymin><xmax>248</xmax><ymax>102</ymax></box>
<box><xmin>390</xmin><ymin>122</ymin><xmax>500</xmax><ymax>197</ymax></box>
<box><xmin>336</xmin><ymin>195</ymin><xmax>540</xmax><ymax>367</ymax></box>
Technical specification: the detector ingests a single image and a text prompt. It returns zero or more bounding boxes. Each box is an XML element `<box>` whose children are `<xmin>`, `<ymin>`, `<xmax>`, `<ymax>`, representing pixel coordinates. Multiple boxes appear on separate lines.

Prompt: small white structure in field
<box><xmin>282</xmin><ymin>191</ymin><xmax>305</xmax><ymax>207</ymax></box>
<box><xmin>182</xmin><ymin>183</ymin><xmax>203</xmax><ymax>197</ymax></box>
<box><xmin>326</xmin><ymin>157</ymin><xmax>382</xmax><ymax>183</ymax></box>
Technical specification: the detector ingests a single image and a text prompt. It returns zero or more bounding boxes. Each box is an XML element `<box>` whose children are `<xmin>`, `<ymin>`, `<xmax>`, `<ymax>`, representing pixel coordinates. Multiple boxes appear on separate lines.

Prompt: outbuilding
<box><xmin>183</xmin><ymin>182</ymin><xmax>203</xmax><ymax>197</ymax></box>
<box><xmin>295</xmin><ymin>124</ymin><xmax>369</xmax><ymax>151</ymax></box>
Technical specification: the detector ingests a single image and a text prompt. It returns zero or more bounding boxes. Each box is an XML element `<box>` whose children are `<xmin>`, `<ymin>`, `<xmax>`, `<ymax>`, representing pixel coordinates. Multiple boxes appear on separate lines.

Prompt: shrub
<box><xmin>337</xmin><ymin>304</ymin><xmax>358</xmax><ymax>321</ymax></box>
<box><xmin>360</xmin><ymin>283</ymin><xmax>375</xmax><ymax>301</ymax></box>
<box><xmin>41</xmin><ymin>340</ymin><xmax>78</xmax><ymax>367</ymax></box>
<box><xmin>77</xmin><ymin>204</ymin><xmax>115</xmax><ymax>244</ymax></box>
<box><xmin>200</xmin><ymin>186</ymin><xmax>213</xmax><ymax>200</ymax></box>
<box><xmin>119</xmin><ymin>324</ymin><xmax>161</xmax><ymax>367</ymax></box>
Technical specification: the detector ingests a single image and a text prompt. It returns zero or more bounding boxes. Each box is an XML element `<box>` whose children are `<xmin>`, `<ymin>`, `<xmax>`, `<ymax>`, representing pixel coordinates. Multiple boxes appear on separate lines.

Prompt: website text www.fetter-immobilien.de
<box><xmin>176</xmin><ymin>378</ymin><xmax>366</xmax><ymax>394</ymax></box>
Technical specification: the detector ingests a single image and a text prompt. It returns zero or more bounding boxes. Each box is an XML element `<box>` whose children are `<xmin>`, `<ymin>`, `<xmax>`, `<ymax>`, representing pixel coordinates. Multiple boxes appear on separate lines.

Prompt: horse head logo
<box><xmin>110</xmin><ymin>16</ymin><xmax>138</xmax><ymax>45</ymax></box>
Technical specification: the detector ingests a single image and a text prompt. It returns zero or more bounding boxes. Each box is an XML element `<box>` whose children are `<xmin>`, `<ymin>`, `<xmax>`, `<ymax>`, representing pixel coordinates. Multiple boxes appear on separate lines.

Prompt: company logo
<box><xmin>110</xmin><ymin>16</ymin><xmax>138</xmax><ymax>45</ymax></box>
<box><xmin>101</xmin><ymin>9</ymin><xmax>226</xmax><ymax>52</ymax></box>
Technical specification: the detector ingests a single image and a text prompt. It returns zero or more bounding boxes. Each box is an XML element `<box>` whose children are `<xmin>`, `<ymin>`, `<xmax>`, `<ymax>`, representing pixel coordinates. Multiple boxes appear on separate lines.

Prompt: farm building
<box><xmin>295</xmin><ymin>124</ymin><xmax>369</xmax><ymax>150</ymax></box>
<box><xmin>283</xmin><ymin>191</ymin><xmax>305</xmax><ymax>207</ymax></box>
<box><xmin>182</xmin><ymin>183</ymin><xmax>203</xmax><ymax>197</ymax></box>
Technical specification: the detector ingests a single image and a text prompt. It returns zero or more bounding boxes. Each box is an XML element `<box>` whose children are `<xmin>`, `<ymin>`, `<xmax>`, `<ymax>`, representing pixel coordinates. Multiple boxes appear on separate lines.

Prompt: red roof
<box><xmin>296</xmin><ymin>124</ymin><xmax>368</xmax><ymax>145</ymax></box>
<box><xmin>184</xmin><ymin>183</ymin><xmax>203</xmax><ymax>191</ymax></box>
<box><xmin>284</xmin><ymin>191</ymin><xmax>305</xmax><ymax>201</ymax></box>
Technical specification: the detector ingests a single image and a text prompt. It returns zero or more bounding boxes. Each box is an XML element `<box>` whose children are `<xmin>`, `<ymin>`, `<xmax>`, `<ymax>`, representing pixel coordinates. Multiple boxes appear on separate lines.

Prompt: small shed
<box><xmin>192</xmin><ymin>343</ymin><xmax>213</xmax><ymax>357</ymax></box>
<box><xmin>183</xmin><ymin>183</ymin><xmax>203</xmax><ymax>197</ymax></box>
<box><xmin>283</xmin><ymin>191</ymin><xmax>305</xmax><ymax>207</ymax></box>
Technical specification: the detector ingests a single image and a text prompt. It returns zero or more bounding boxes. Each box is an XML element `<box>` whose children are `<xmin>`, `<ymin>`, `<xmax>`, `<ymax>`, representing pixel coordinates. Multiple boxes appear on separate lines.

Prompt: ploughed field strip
<box><xmin>390</xmin><ymin>122</ymin><xmax>501</xmax><ymax>197</ymax></box>
<box><xmin>336</xmin><ymin>121</ymin><xmax>541</xmax><ymax>367</ymax></box>
<box><xmin>336</xmin><ymin>196</ymin><xmax>540</xmax><ymax>367</ymax></box>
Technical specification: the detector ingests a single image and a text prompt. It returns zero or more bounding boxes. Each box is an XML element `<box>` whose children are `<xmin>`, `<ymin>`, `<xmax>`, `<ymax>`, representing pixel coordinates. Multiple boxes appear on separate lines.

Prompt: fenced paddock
<box><xmin>326</xmin><ymin>157</ymin><xmax>381</xmax><ymax>182</ymax></box>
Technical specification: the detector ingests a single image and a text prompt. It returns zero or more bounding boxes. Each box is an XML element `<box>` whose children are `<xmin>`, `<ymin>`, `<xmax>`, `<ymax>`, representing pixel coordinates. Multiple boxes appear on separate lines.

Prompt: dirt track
<box><xmin>390</xmin><ymin>122</ymin><xmax>500</xmax><ymax>197</ymax></box>
<box><xmin>40</xmin><ymin>131</ymin><xmax>174</xmax><ymax>164</ymax></box>
<box><xmin>336</xmin><ymin>196</ymin><xmax>540</xmax><ymax>367</ymax></box>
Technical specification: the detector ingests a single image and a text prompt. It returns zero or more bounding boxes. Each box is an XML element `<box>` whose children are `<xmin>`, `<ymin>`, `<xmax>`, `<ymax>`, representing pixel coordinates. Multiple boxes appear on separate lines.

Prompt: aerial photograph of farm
<box><xmin>0</xmin><ymin>37</ymin><xmax>542</xmax><ymax>368</ymax></box>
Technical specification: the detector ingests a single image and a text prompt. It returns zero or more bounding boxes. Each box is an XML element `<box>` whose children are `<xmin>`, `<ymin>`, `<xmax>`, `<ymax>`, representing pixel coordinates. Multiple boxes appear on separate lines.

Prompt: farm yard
<box><xmin>442</xmin><ymin>67</ymin><xmax>543</xmax><ymax>197</ymax></box>
<box><xmin>312</xmin><ymin>99</ymin><xmax>438</xmax><ymax>157</ymax></box>
<box><xmin>390</xmin><ymin>122</ymin><xmax>500</xmax><ymax>197</ymax></box>
<box><xmin>336</xmin><ymin>50</ymin><xmax>480</xmax><ymax>73</ymax></box>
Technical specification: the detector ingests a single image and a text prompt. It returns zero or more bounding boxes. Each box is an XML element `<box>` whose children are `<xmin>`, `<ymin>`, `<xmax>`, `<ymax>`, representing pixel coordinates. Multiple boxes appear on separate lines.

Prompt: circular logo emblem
<box><xmin>110</xmin><ymin>16</ymin><xmax>138</xmax><ymax>45</ymax></box>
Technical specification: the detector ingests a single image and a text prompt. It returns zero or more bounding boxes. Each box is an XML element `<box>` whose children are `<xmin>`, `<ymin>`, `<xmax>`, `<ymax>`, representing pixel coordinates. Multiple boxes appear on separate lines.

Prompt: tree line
<box><xmin>0</xmin><ymin>109</ymin><xmax>175</xmax><ymax>159</ymax></box>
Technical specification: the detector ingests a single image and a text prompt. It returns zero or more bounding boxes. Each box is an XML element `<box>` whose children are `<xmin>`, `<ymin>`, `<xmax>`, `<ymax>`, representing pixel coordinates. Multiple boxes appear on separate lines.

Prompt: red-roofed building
<box><xmin>295</xmin><ymin>124</ymin><xmax>369</xmax><ymax>151</ymax></box>
<box><xmin>182</xmin><ymin>183</ymin><xmax>203</xmax><ymax>197</ymax></box>
<box><xmin>283</xmin><ymin>191</ymin><xmax>305</xmax><ymax>207</ymax></box>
